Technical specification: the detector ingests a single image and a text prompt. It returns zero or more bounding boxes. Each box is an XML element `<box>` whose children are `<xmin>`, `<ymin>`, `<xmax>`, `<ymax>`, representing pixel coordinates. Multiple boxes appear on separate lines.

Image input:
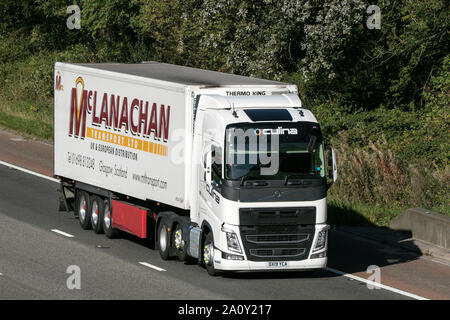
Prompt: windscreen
<box><xmin>225</xmin><ymin>122</ymin><xmax>325</xmax><ymax>181</ymax></box>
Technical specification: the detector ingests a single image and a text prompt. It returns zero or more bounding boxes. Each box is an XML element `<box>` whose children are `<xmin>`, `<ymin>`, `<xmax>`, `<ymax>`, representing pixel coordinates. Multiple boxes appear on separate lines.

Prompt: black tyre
<box><xmin>102</xmin><ymin>199</ymin><xmax>118</xmax><ymax>239</ymax></box>
<box><xmin>172</xmin><ymin>224</ymin><xmax>188</xmax><ymax>261</ymax></box>
<box><xmin>157</xmin><ymin>220</ymin><xmax>170</xmax><ymax>260</ymax></box>
<box><xmin>203</xmin><ymin>232</ymin><xmax>220</xmax><ymax>276</ymax></box>
<box><xmin>90</xmin><ymin>195</ymin><xmax>104</xmax><ymax>234</ymax></box>
<box><xmin>76</xmin><ymin>190</ymin><xmax>91</xmax><ymax>230</ymax></box>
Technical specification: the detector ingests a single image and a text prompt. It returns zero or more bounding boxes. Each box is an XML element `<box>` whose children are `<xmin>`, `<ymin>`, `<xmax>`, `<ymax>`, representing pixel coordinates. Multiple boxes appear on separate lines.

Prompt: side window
<box><xmin>211</xmin><ymin>144</ymin><xmax>222</xmax><ymax>186</ymax></box>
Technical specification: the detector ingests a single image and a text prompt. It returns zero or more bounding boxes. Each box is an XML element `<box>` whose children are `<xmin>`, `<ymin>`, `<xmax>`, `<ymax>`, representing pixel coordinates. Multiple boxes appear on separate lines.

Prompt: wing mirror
<box><xmin>325</xmin><ymin>145</ymin><xmax>337</xmax><ymax>188</ymax></box>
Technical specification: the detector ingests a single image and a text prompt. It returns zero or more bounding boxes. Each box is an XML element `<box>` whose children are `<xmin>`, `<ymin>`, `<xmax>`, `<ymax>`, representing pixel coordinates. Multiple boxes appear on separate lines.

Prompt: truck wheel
<box><xmin>103</xmin><ymin>199</ymin><xmax>118</xmax><ymax>239</ymax></box>
<box><xmin>76</xmin><ymin>190</ymin><xmax>92</xmax><ymax>230</ymax></box>
<box><xmin>90</xmin><ymin>195</ymin><xmax>104</xmax><ymax>234</ymax></box>
<box><xmin>157</xmin><ymin>220</ymin><xmax>170</xmax><ymax>260</ymax></box>
<box><xmin>203</xmin><ymin>232</ymin><xmax>220</xmax><ymax>276</ymax></box>
<box><xmin>173</xmin><ymin>224</ymin><xmax>188</xmax><ymax>261</ymax></box>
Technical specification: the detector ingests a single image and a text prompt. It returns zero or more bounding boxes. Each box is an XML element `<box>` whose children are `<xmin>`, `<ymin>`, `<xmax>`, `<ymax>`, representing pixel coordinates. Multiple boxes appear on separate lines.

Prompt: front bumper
<box><xmin>213</xmin><ymin>223</ymin><xmax>329</xmax><ymax>271</ymax></box>
<box><xmin>213</xmin><ymin>248</ymin><xmax>327</xmax><ymax>271</ymax></box>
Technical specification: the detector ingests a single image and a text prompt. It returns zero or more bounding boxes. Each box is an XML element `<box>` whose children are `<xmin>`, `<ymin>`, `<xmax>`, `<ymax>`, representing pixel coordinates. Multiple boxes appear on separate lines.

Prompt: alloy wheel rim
<box><xmin>174</xmin><ymin>229</ymin><xmax>182</xmax><ymax>249</ymax></box>
<box><xmin>204</xmin><ymin>244</ymin><xmax>212</xmax><ymax>265</ymax></box>
<box><xmin>79</xmin><ymin>197</ymin><xmax>86</xmax><ymax>222</ymax></box>
<box><xmin>160</xmin><ymin>226</ymin><xmax>167</xmax><ymax>252</ymax></box>
<box><xmin>104</xmin><ymin>204</ymin><xmax>111</xmax><ymax>229</ymax></box>
<box><xmin>91</xmin><ymin>200</ymin><xmax>98</xmax><ymax>226</ymax></box>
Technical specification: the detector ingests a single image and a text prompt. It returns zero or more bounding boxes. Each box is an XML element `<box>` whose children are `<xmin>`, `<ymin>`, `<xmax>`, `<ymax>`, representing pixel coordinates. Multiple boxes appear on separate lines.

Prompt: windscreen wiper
<box><xmin>307</xmin><ymin>135</ymin><xmax>317</xmax><ymax>153</ymax></box>
<box><xmin>284</xmin><ymin>175</ymin><xmax>300</xmax><ymax>185</ymax></box>
<box><xmin>240</xmin><ymin>175</ymin><xmax>268</xmax><ymax>187</ymax></box>
<box><xmin>284</xmin><ymin>175</ymin><xmax>313</xmax><ymax>186</ymax></box>
<box><xmin>239</xmin><ymin>165</ymin><xmax>260</xmax><ymax>186</ymax></box>
<box><xmin>240</xmin><ymin>175</ymin><xmax>248</xmax><ymax>186</ymax></box>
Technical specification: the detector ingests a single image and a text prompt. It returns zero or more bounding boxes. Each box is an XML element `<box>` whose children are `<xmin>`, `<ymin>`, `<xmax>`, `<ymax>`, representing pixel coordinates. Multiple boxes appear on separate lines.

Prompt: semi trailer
<box><xmin>54</xmin><ymin>62</ymin><xmax>337</xmax><ymax>275</ymax></box>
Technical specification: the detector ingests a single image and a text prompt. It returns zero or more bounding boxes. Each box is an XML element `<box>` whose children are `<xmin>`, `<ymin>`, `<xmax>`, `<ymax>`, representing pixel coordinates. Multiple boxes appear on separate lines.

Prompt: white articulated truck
<box><xmin>54</xmin><ymin>62</ymin><xmax>337</xmax><ymax>275</ymax></box>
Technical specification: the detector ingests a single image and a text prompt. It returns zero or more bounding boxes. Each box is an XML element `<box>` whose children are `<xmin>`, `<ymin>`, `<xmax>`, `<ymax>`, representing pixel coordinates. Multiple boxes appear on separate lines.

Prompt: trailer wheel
<box><xmin>103</xmin><ymin>199</ymin><xmax>118</xmax><ymax>239</ymax></box>
<box><xmin>76</xmin><ymin>190</ymin><xmax>92</xmax><ymax>230</ymax></box>
<box><xmin>203</xmin><ymin>232</ymin><xmax>220</xmax><ymax>276</ymax></box>
<box><xmin>90</xmin><ymin>195</ymin><xmax>104</xmax><ymax>234</ymax></box>
<box><xmin>173</xmin><ymin>224</ymin><xmax>188</xmax><ymax>261</ymax></box>
<box><xmin>157</xmin><ymin>220</ymin><xmax>171</xmax><ymax>260</ymax></box>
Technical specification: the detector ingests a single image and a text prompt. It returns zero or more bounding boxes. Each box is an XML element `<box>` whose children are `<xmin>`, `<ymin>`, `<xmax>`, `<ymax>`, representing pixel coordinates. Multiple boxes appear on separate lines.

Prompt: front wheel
<box><xmin>203</xmin><ymin>232</ymin><xmax>221</xmax><ymax>276</ymax></box>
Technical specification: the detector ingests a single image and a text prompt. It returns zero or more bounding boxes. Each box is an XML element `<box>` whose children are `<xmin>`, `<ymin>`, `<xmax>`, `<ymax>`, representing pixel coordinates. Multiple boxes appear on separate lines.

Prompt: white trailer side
<box><xmin>54</xmin><ymin>62</ymin><xmax>189</xmax><ymax>209</ymax></box>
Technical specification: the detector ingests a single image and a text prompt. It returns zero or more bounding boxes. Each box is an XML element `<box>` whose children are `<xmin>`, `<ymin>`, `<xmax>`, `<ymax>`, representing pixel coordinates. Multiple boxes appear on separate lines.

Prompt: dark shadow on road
<box><xmin>326</xmin><ymin>203</ymin><xmax>423</xmax><ymax>275</ymax></box>
<box><xmin>220</xmin><ymin>269</ymin><xmax>324</xmax><ymax>280</ymax></box>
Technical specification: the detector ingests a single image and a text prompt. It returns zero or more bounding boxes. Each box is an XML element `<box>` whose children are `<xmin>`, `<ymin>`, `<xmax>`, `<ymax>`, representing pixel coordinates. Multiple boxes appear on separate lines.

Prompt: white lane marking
<box><xmin>324</xmin><ymin>267</ymin><xmax>428</xmax><ymax>300</ymax></box>
<box><xmin>51</xmin><ymin>229</ymin><xmax>75</xmax><ymax>238</ymax></box>
<box><xmin>427</xmin><ymin>258</ymin><xmax>450</xmax><ymax>267</ymax></box>
<box><xmin>0</xmin><ymin>160</ymin><xmax>58</xmax><ymax>183</ymax></box>
<box><xmin>139</xmin><ymin>262</ymin><xmax>166</xmax><ymax>272</ymax></box>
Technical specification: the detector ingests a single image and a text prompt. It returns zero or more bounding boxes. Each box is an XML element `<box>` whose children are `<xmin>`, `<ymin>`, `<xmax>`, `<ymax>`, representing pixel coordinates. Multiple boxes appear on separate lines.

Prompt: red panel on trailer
<box><xmin>111</xmin><ymin>200</ymin><xmax>147</xmax><ymax>238</ymax></box>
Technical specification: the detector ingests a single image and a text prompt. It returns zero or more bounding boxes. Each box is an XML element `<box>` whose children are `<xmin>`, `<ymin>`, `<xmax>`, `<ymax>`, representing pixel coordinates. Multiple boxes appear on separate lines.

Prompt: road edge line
<box><xmin>139</xmin><ymin>262</ymin><xmax>166</xmax><ymax>272</ymax></box>
<box><xmin>324</xmin><ymin>267</ymin><xmax>429</xmax><ymax>300</ymax></box>
<box><xmin>0</xmin><ymin>160</ymin><xmax>58</xmax><ymax>183</ymax></box>
<box><xmin>51</xmin><ymin>229</ymin><xmax>75</xmax><ymax>238</ymax></box>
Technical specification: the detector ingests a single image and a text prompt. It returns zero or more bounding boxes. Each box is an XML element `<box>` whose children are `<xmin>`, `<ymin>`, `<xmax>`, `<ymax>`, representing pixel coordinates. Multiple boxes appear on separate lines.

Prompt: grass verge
<box><xmin>0</xmin><ymin>98</ymin><xmax>53</xmax><ymax>141</ymax></box>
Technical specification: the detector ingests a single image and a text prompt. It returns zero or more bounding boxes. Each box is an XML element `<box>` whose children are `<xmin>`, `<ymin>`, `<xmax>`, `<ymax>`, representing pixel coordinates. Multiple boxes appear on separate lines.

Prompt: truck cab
<box><xmin>190</xmin><ymin>91</ymin><xmax>337</xmax><ymax>274</ymax></box>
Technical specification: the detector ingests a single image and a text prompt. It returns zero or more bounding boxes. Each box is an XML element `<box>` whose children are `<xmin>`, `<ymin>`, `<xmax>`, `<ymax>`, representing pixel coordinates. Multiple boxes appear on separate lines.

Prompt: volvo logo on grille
<box><xmin>274</xmin><ymin>191</ymin><xmax>281</xmax><ymax>198</ymax></box>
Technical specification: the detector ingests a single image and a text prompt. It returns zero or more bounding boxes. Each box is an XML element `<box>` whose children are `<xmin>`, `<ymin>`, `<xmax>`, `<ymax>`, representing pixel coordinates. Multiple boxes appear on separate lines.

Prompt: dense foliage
<box><xmin>0</xmin><ymin>0</ymin><xmax>448</xmax><ymax>223</ymax></box>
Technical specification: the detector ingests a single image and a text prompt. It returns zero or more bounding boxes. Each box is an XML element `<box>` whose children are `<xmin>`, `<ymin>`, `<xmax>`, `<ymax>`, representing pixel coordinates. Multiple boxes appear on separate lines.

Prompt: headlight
<box><xmin>226</xmin><ymin>232</ymin><xmax>242</xmax><ymax>253</ymax></box>
<box><xmin>313</xmin><ymin>229</ymin><xmax>328</xmax><ymax>252</ymax></box>
<box><xmin>221</xmin><ymin>225</ymin><xmax>242</xmax><ymax>254</ymax></box>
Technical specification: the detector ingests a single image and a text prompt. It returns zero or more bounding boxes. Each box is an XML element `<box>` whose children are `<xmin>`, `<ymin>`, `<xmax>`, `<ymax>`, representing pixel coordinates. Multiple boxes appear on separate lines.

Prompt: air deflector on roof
<box><xmin>244</xmin><ymin>109</ymin><xmax>292</xmax><ymax>122</ymax></box>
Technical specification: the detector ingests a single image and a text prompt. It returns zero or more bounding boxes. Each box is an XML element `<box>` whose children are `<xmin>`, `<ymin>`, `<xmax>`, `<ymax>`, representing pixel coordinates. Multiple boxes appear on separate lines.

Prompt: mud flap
<box><xmin>58</xmin><ymin>184</ymin><xmax>74</xmax><ymax>212</ymax></box>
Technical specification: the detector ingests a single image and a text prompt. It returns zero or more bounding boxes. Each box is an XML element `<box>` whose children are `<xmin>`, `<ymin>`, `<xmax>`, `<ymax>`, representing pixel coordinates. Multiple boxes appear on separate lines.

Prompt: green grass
<box><xmin>327</xmin><ymin>196</ymin><xmax>407</xmax><ymax>227</ymax></box>
<box><xmin>0</xmin><ymin>53</ymin><xmax>54</xmax><ymax>141</ymax></box>
<box><xmin>0</xmin><ymin>97</ymin><xmax>53</xmax><ymax>141</ymax></box>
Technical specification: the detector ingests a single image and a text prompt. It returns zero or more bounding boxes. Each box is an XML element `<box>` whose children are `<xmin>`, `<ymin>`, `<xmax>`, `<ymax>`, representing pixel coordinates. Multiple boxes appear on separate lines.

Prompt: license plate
<box><xmin>267</xmin><ymin>261</ymin><xmax>288</xmax><ymax>268</ymax></box>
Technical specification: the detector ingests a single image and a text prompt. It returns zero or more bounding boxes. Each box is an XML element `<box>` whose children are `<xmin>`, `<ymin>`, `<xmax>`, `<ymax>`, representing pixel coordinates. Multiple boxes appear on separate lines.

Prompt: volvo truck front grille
<box><xmin>246</xmin><ymin>234</ymin><xmax>310</xmax><ymax>244</ymax></box>
<box><xmin>239</xmin><ymin>207</ymin><xmax>316</xmax><ymax>262</ymax></box>
<box><xmin>249</xmin><ymin>248</ymin><xmax>306</xmax><ymax>258</ymax></box>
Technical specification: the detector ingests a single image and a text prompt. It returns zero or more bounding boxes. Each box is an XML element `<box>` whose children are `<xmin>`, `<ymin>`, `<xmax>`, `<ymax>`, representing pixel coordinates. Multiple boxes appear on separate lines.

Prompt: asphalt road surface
<box><xmin>0</xmin><ymin>164</ymin><xmax>415</xmax><ymax>300</ymax></box>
